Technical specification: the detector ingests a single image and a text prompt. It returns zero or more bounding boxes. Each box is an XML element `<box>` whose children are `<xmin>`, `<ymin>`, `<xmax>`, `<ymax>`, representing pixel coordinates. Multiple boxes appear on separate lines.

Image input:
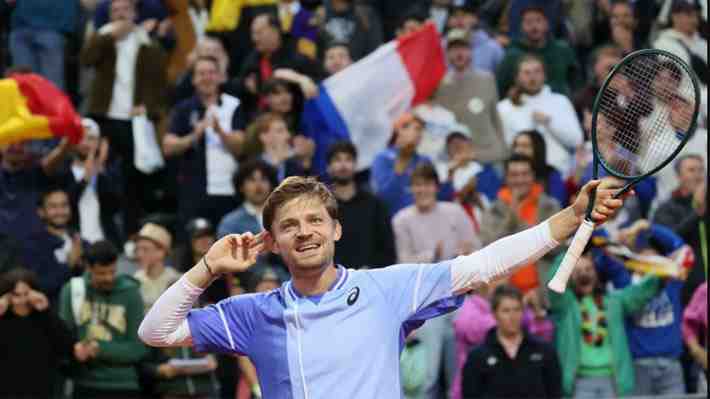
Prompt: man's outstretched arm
<box><xmin>450</xmin><ymin>178</ymin><xmax>627</xmax><ymax>293</ymax></box>
<box><xmin>138</xmin><ymin>232</ymin><xmax>267</xmax><ymax>347</ymax></box>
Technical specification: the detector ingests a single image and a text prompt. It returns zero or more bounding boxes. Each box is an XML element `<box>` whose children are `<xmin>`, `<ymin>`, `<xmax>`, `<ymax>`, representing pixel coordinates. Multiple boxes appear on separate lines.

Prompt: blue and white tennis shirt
<box><xmin>187</xmin><ymin>261</ymin><xmax>463</xmax><ymax>398</ymax></box>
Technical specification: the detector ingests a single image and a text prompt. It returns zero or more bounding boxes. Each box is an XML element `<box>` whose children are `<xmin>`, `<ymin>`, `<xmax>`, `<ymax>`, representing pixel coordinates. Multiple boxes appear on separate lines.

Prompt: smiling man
<box><xmin>139</xmin><ymin>175</ymin><xmax>628</xmax><ymax>398</ymax></box>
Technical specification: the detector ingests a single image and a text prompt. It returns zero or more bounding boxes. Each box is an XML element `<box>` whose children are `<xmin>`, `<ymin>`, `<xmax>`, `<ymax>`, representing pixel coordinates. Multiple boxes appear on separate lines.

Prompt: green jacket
<box><xmin>58</xmin><ymin>273</ymin><xmax>148</xmax><ymax>392</ymax></box>
<box><xmin>546</xmin><ymin>253</ymin><xmax>661</xmax><ymax>397</ymax></box>
<box><xmin>496</xmin><ymin>38</ymin><xmax>578</xmax><ymax>97</ymax></box>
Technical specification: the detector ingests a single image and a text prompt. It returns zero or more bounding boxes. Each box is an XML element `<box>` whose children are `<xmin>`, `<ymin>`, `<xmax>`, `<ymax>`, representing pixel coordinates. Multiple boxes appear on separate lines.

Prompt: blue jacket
<box><xmin>593</xmin><ymin>225</ymin><xmax>688</xmax><ymax>359</ymax></box>
<box><xmin>370</xmin><ymin>148</ymin><xmax>453</xmax><ymax>217</ymax></box>
<box><xmin>10</xmin><ymin>0</ymin><xmax>79</xmax><ymax>33</ymax></box>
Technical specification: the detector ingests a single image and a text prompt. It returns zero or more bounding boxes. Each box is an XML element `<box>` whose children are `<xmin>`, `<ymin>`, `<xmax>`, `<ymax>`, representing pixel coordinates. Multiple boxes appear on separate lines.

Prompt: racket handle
<box><xmin>548</xmin><ymin>219</ymin><xmax>595</xmax><ymax>293</ymax></box>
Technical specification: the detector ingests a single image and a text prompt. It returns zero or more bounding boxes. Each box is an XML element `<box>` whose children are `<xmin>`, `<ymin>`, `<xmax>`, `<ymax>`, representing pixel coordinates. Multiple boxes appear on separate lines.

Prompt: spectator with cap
<box><xmin>320</xmin><ymin>0</ymin><xmax>384</xmax><ymax>61</ymax></box>
<box><xmin>174</xmin><ymin>217</ymin><xmax>230</xmax><ymax>305</ymax></box>
<box><xmin>436</xmin><ymin>131</ymin><xmax>501</xmax><ymax>203</ymax></box>
<box><xmin>654</xmin><ymin>0</ymin><xmax>708</xmax><ymax>85</ymax></box>
<box><xmin>133</xmin><ymin>222</ymin><xmax>179</xmax><ymax>312</ymax></box>
<box><xmin>326</xmin><ymin>141</ymin><xmax>396</xmax><ymax>269</ymax></box>
<box><xmin>67</xmin><ymin>118</ymin><xmax>122</xmax><ymax>244</ymax></box>
<box><xmin>496</xmin><ymin>5</ymin><xmax>579</xmax><ymax>97</ymax></box>
<box><xmin>432</xmin><ymin>28</ymin><xmax>507</xmax><ymax>164</ymax></box>
<box><xmin>371</xmin><ymin>112</ymin><xmax>454</xmax><ymax>217</ymax></box>
<box><xmin>445</xmin><ymin>4</ymin><xmax>504</xmax><ymax>74</ymax></box>
<box><xmin>22</xmin><ymin>187</ymin><xmax>86</xmax><ymax>304</ymax></box>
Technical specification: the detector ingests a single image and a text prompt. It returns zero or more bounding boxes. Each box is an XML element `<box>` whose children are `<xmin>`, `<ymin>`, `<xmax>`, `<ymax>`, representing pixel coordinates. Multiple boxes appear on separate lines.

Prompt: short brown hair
<box><xmin>262</xmin><ymin>176</ymin><xmax>339</xmax><ymax>233</ymax></box>
<box><xmin>410</xmin><ymin>163</ymin><xmax>439</xmax><ymax>185</ymax></box>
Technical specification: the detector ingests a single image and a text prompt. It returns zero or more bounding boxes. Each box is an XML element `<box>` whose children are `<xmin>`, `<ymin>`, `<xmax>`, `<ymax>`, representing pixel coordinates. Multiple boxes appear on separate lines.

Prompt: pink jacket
<box><xmin>682</xmin><ymin>282</ymin><xmax>707</xmax><ymax>347</ymax></box>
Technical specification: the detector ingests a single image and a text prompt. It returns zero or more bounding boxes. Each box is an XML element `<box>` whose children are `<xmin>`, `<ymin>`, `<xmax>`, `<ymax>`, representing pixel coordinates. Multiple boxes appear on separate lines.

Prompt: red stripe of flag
<box><xmin>396</xmin><ymin>22</ymin><xmax>446</xmax><ymax>106</ymax></box>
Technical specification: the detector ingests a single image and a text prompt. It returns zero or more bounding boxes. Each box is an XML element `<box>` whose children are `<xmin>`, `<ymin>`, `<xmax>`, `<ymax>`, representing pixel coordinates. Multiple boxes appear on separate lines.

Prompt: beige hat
<box><xmin>136</xmin><ymin>223</ymin><xmax>172</xmax><ymax>250</ymax></box>
<box><xmin>446</xmin><ymin>29</ymin><xmax>471</xmax><ymax>48</ymax></box>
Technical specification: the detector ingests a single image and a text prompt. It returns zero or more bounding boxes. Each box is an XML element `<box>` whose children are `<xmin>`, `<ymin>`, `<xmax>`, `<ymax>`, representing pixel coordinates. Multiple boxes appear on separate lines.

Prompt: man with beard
<box><xmin>22</xmin><ymin>187</ymin><xmax>85</xmax><ymax>304</ymax></box>
<box><xmin>58</xmin><ymin>240</ymin><xmax>147</xmax><ymax>399</ymax></box>
<box><xmin>327</xmin><ymin>141</ymin><xmax>395</xmax><ymax>269</ymax></box>
<box><xmin>546</xmin><ymin>246</ymin><xmax>664</xmax><ymax>398</ymax></box>
<box><xmin>497</xmin><ymin>55</ymin><xmax>583</xmax><ymax>174</ymax></box>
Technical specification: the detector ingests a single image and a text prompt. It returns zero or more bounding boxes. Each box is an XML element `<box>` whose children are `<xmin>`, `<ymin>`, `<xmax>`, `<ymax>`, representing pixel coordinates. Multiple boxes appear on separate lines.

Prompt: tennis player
<box><xmin>139</xmin><ymin>176</ymin><xmax>628</xmax><ymax>398</ymax></box>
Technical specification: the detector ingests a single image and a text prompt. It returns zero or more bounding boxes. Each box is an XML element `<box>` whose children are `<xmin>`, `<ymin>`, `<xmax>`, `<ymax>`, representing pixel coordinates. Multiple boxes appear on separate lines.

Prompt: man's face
<box><xmin>193</xmin><ymin>60</ymin><xmax>220</xmax><ymax>97</ymax></box>
<box><xmin>593</xmin><ymin>53</ymin><xmax>620</xmax><ymax>85</ymax></box>
<box><xmin>39</xmin><ymin>191</ymin><xmax>71</xmax><ymax>229</ymax></box>
<box><xmin>494</xmin><ymin>297</ymin><xmax>524</xmax><ymax>336</ymax></box>
<box><xmin>110</xmin><ymin>0</ymin><xmax>136</xmax><ymax>22</ymax></box>
<box><xmin>242</xmin><ymin>169</ymin><xmax>273</xmax><ymax>206</ymax></box>
<box><xmin>572</xmin><ymin>254</ymin><xmax>598</xmax><ymax>295</ymax></box>
<box><xmin>324</xmin><ymin>46</ymin><xmax>352</xmax><ymax>75</ymax></box>
<box><xmin>411</xmin><ymin>178</ymin><xmax>438</xmax><ymax>211</ymax></box>
<box><xmin>77</xmin><ymin>134</ymin><xmax>100</xmax><ymax>159</ymax></box>
<box><xmin>260</xmin><ymin>119</ymin><xmax>291</xmax><ymax>148</ymax></box>
<box><xmin>610</xmin><ymin>3</ymin><xmax>636</xmax><ymax>29</ymax></box>
<box><xmin>677</xmin><ymin>157</ymin><xmax>705</xmax><ymax>193</ymax></box>
<box><xmin>194</xmin><ymin>39</ymin><xmax>228</xmax><ymax>81</ymax></box>
<box><xmin>447</xmin><ymin>44</ymin><xmax>472</xmax><ymax>71</ymax></box>
<box><xmin>251</xmin><ymin>16</ymin><xmax>281</xmax><ymax>54</ymax></box>
<box><xmin>652</xmin><ymin>68</ymin><xmax>681</xmax><ymax>104</ymax></box>
<box><xmin>521</xmin><ymin>11</ymin><xmax>548</xmax><ymax>43</ymax></box>
<box><xmin>90</xmin><ymin>263</ymin><xmax>117</xmax><ymax>292</ymax></box>
<box><xmin>505</xmin><ymin>161</ymin><xmax>535</xmax><ymax>198</ymax></box>
<box><xmin>327</xmin><ymin>152</ymin><xmax>356</xmax><ymax>184</ymax></box>
<box><xmin>516</xmin><ymin>60</ymin><xmax>546</xmax><ymax>94</ymax></box>
<box><xmin>672</xmin><ymin>9</ymin><xmax>699</xmax><ymax>34</ymax></box>
<box><xmin>266</xmin><ymin>87</ymin><xmax>293</xmax><ymax>114</ymax></box>
<box><xmin>670</xmin><ymin>96</ymin><xmax>693</xmax><ymax>131</ymax></box>
<box><xmin>135</xmin><ymin>239</ymin><xmax>165</xmax><ymax>269</ymax></box>
<box><xmin>270</xmin><ymin>196</ymin><xmax>342</xmax><ymax>275</ymax></box>
<box><xmin>397</xmin><ymin>20</ymin><xmax>423</xmax><ymax>37</ymax></box>
<box><xmin>447</xmin><ymin>10</ymin><xmax>477</xmax><ymax>31</ymax></box>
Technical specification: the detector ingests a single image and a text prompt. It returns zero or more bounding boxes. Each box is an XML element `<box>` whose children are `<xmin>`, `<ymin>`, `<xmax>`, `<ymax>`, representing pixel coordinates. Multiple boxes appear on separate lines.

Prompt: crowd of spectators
<box><xmin>0</xmin><ymin>0</ymin><xmax>707</xmax><ymax>398</ymax></box>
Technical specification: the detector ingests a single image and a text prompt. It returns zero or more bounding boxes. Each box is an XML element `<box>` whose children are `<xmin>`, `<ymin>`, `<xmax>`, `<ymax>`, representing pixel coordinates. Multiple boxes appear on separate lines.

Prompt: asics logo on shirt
<box><xmin>347</xmin><ymin>287</ymin><xmax>360</xmax><ymax>306</ymax></box>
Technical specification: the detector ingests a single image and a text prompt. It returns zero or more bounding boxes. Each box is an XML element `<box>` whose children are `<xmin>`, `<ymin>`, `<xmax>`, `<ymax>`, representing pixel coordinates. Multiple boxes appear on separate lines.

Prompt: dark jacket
<box><xmin>0</xmin><ymin>310</ymin><xmax>76</xmax><ymax>397</ymax></box>
<box><xmin>461</xmin><ymin>328</ymin><xmax>562</xmax><ymax>399</ymax></box>
<box><xmin>80</xmin><ymin>29</ymin><xmax>168</xmax><ymax>121</ymax></box>
<box><xmin>334</xmin><ymin>188</ymin><xmax>396</xmax><ymax>269</ymax></box>
<box><xmin>67</xmin><ymin>161</ymin><xmax>123</xmax><ymax>245</ymax></box>
<box><xmin>21</xmin><ymin>228</ymin><xmax>86</xmax><ymax>303</ymax></box>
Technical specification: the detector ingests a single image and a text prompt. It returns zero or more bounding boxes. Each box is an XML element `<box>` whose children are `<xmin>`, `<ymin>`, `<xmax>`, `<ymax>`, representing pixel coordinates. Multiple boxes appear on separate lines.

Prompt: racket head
<box><xmin>590</xmin><ymin>49</ymin><xmax>700</xmax><ymax>180</ymax></box>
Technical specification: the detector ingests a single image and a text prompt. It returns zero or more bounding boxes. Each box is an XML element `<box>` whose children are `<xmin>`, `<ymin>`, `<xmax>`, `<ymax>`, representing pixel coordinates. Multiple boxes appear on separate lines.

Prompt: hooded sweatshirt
<box><xmin>58</xmin><ymin>273</ymin><xmax>148</xmax><ymax>391</ymax></box>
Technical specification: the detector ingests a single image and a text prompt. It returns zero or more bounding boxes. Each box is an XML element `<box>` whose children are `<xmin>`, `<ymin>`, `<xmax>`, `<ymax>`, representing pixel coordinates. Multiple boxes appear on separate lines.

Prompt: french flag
<box><xmin>302</xmin><ymin>23</ymin><xmax>446</xmax><ymax>173</ymax></box>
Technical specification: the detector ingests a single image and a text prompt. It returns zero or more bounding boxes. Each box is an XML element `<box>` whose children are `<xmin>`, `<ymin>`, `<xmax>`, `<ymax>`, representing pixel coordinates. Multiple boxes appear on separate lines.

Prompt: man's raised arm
<box><xmin>138</xmin><ymin>232</ymin><xmax>267</xmax><ymax>347</ymax></box>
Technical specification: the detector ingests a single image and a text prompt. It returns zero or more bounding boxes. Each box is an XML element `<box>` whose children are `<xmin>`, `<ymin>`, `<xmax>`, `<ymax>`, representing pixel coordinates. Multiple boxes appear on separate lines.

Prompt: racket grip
<box><xmin>547</xmin><ymin>219</ymin><xmax>595</xmax><ymax>293</ymax></box>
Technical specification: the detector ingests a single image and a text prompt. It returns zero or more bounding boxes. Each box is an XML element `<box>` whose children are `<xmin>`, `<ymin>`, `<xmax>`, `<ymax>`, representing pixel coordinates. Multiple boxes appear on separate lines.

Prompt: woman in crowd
<box><xmin>0</xmin><ymin>268</ymin><xmax>77</xmax><ymax>398</ymax></box>
<box><xmin>512</xmin><ymin>129</ymin><xmax>568</xmax><ymax>206</ymax></box>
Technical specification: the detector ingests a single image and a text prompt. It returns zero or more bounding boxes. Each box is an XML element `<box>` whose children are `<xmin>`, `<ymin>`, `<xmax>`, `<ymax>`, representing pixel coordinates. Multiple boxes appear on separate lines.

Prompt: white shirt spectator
<box><xmin>497</xmin><ymin>85</ymin><xmax>583</xmax><ymax>174</ymax></box>
<box><xmin>653</xmin><ymin>28</ymin><xmax>708</xmax><ymax>69</ymax></box>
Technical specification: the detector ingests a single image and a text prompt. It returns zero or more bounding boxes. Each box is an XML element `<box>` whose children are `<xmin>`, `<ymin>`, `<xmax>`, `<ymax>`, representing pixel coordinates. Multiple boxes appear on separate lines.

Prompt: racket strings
<box><xmin>596</xmin><ymin>53</ymin><xmax>696</xmax><ymax>177</ymax></box>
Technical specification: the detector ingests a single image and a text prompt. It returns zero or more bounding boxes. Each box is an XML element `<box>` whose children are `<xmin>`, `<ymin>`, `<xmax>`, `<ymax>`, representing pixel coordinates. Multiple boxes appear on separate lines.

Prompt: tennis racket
<box><xmin>548</xmin><ymin>49</ymin><xmax>700</xmax><ymax>293</ymax></box>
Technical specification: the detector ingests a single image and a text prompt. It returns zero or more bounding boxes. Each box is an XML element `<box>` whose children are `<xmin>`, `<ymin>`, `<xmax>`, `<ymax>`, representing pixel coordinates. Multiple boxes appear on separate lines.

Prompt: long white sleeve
<box><xmin>138</xmin><ymin>276</ymin><xmax>205</xmax><ymax>347</ymax></box>
<box><xmin>450</xmin><ymin>220</ymin><xmax>559</xmax><ymax>293</ymax></box>
<box><xmin>545</xmin><ymin>96</ymin><xmax>584</xmax><ymax>151</ymax></box>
